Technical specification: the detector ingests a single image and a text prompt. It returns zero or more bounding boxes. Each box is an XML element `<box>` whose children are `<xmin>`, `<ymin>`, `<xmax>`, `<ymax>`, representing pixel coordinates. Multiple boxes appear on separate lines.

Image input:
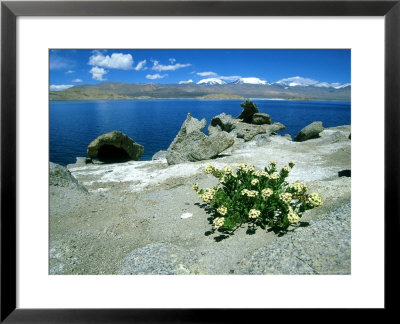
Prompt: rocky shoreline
<box><xmin>50</xmin><ymin>102</ymin><xmax>351</xmax><ymax>275</ymax></box>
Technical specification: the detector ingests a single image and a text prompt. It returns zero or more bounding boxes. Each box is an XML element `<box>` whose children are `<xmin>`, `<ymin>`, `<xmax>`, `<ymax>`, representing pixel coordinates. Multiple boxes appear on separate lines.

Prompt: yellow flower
<box><xmin>247</xmin><ymin>164</ymin><xmax>255</xmax><ymax>172</ymax></box>
<box><xmin>237</xmin><ymin>163</ymin><xmax>247</xmax><ymax>170</ymax></box>
<box><xmin>261</xmin><ymin>171</ymin><xmax>270</xmax><ymax>178</ymax></box>
<box><xmin>281</xmin><ymin>166</ymin><xmax>291</xmax><ymax>173</ymax></box>
<box><xmin>232</xmin><ymin>173</ymin><xmax>238</xmax><ymax>178</ymax></box>
<box><xmin>270</xmin><ymin>173</ymin><xmax>280</xmax><ymax>180</ymax></box>
<box><xmin>261</xmin><ymin>188</ymin><xmax>273</xmax><ymax>198</ymax></box>
<box><xmin>192</xmin><ymin>184</ymin><xmax>199</xmax><ymax>192</ymax></box>
<box><xmin>252</xmin><ymin>170</ymin><xmax>261</xmax><ymax>177</ymax></box>
<box><xmin>269</xmin><ymin>161</ymin><xmax>277</xmax><ymax>167</ymax></box>
<box><xmin>279</xmin><ymin>192</ymin><xmax>292</xmax><ymax>203</ymax></box>
<box><xmin>217</xmin><ymin>206</ymin><xmax>228</xmax><ymax>215</ymax></box>
<box><xmin>248</xmin><ymin>209</ymin><xmax>261</xmax><ymax>219</ymax></box>
<box><xmin>308</xmin><ymin>193</ymin><xmax>323</xmax><ymax>206</ymax></box>
<box><xmin>200</xmin><ymin>188</ymin><xmax>216</xmax><ymax>203</ymax></box>
<box><xmin>219</xmin><ymin>176</ymin><xmax>226</xmax><ymax>183</ymax></box>
<box><xmin>251</xmin><ymin>179</ymin><xmax>259</xmax><ymax>185</ymax></box>
<box><xmin>223</xmin><ymin>166</ymin><xmax>233</xmax><ymax>174</ymax></box>
<box><xmin>205</xmin><ymin>164</ymin><xmax>215</xmax><ymax>174</ymax></box>
<box><xmin>293</xmin><ymin>182</ymin><xmax>308</xmax><ymax>193</ymax></box>
<box><xmin>213</xmin><ymin>217</ymin><xmax>225</xmax><ymax>229</ymax></box>
<box><xmin>241</xmin><ymin>189</ymin><xmax>258</xmax><ymax>197</ymax></box>
<box><xmin>288</xmin><ymin>161</ymin><xmax>295</xmax><ymax>168</ymax></box>
<box><xmin>287</xmin><ymin>208</ymin><xmax>300</xmax><ymax>223</ymax></box>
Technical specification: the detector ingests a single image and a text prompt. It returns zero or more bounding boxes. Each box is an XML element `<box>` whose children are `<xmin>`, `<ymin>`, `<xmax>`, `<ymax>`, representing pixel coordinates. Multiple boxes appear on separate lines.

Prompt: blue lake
<box><xmin>50</xmin><ymin>99</ymin><xmax>351</xmax><ymax>166</ymax></box>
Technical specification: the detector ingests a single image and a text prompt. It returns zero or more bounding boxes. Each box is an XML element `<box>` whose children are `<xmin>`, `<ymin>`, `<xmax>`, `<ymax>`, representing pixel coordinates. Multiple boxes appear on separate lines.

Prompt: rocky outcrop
<box><xmin>251</xmin><ymin>113</ymin><xmax>272</xmax><ymax>125</ymax></box>
<box><xmin>49</xmin><ymin>162</ymin><xmax>87</xmax><ymax>192</ymax></box>
<box><xmin>294</xmin><ymin>121</ymin><xmax>324</xmax><ymax>142</ymax></box>
<box><xmin>87</xmin><ymin>131</ymin><xmax>144</xmax><ymax>162</ymax></box>
<box><xmin>236</xmin><ymin>99</ymin><xmax>259</xmax><ymax>123</ymax></box>
<box><xmin>166</xmin><ymin>113</ymin><xmax>235</xmax><ymax>165</ymax></box>
<box><xmin>209</xmin><ymin>113</ymin><xmax>285</xmax><ymax>142</ymax></box>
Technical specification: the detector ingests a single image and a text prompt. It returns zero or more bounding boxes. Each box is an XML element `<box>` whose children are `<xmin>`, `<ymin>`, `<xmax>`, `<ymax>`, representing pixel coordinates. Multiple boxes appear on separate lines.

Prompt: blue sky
<box><xmin>50</xmin><ymin>49</ymin><xmax>350</xmax><ymax>90</ymax></box>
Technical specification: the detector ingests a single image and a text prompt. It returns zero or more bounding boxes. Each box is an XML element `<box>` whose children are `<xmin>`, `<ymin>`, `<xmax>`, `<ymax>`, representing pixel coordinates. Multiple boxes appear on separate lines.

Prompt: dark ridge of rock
<box><xmin>166</xmin><ymin>113</ymin><xmax>235</xmax><ymax>165</ymax></box>
<box><xmin>338</xmin><ymin>170</ymin><xmax>351</xmax><ymax>177</ymax></box>
<box><xmin>251</xmin><ymin>112</ymin><xmax>272</xmax><ymax>125</ymax></box>
<box><xmin>294</xmin><ymin>121</ymin><xmax>324</xmax><ymax>142</ymax></box>
<box><xmin>87</xmin><ymin>131</ymin><xmax>144</xmax><ymax>162</ymax></box>
<box><xmin>49</xmin><ymin>162</ymin><xmax>87</xmax><ymax>192</ymax></box>
<box><xmin>236</xmin><ymin>99</ymin><xmax>259</xmax><ymax>123</ymax></box>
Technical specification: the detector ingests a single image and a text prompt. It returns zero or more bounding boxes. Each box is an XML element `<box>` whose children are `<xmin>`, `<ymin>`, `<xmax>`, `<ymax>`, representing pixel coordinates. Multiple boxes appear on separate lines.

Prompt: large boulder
<box><xmin>251</xmin><ymin>113</ymin><xmax>272</xmax><ymax>125</ymax></box>
<box><xmin>49</xmin><ymin>162</ymin><xmax>87</xmax><ymax>192</ymax></box>
<box><xmin>166</xmin><ymin>113</ymin><xmax>235</xmax><ymax>165</ymax></box>
<box><xmin>209</xmin><ymin>113</ymin><xmax>286</xmax><ymax>142</ymax></box>
<box><xmin>210</xmin><ymin>113</ymin><xmax>237</xmax><ymax>132</ymax></box>
<box><xmin>87</xmin><ymin>131</ymin><xmax>144</xmax><ymax>162</ymax></box>
<box><xmin>236</xmin><ymin>100</ymin><xmax>259</xmax><ymax>123</ymax></box>
<box><xmin>294</xmin><ymin>121</ymin><xmax>324</xmax><ymax>142</ymax></box>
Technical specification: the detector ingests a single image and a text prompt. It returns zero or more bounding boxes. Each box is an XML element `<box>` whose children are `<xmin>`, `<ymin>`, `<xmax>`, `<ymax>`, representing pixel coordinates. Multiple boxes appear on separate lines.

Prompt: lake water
<box><xmin>50</xmin><ymin>99</ymin><xmax>351</xmax><ymax>166</ymax></box>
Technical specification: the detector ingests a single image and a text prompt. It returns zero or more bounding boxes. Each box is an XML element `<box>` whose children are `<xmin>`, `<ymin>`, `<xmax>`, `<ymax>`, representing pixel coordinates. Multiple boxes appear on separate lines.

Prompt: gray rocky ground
<box><xmin>50</xmin><ymin>125</ymin><xmax>351</xmax><ymax>275</ymax></box>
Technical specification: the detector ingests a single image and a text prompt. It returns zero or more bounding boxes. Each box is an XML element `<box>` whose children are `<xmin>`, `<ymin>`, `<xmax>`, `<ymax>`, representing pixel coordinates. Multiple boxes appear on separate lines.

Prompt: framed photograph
<box><xmin>1</xmin><ymin>0</ymin><xmax>399</xmax><ymax>321</ymax></box>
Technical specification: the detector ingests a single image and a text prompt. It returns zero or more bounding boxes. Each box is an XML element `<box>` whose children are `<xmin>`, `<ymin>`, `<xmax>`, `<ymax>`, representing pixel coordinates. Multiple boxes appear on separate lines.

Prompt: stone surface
<box><xmin>49</xmin><ymin>162</ymin><xmax>87</xmax><ymax>192</ymax></box>
<box><xmin>236</xmin><ymin>100</ymin><xmax>259</xmax><ymax>123</ymax></box>
<box><xmin>166</xmin><ymin>113</ymin><xmax>234</xmax><ymax>165</ymax></box>
<box><xmin>251</xmin><ymin>112</ymin><xmax>272</xmax><ymax>125</ymax></box>
<box><xmin>294</xmin><ymin>121</ymin><xmax>324</xmax><ymax>142</ymax></box>
<box><xmin>152</xmin><ymin>150</ymin><xmax>167</xmax><ymax>161</ymax></box>
<box><xmin>87</xmin><ymin>131</ymin><xmax>144</xmax><ymax>162</ymax></box>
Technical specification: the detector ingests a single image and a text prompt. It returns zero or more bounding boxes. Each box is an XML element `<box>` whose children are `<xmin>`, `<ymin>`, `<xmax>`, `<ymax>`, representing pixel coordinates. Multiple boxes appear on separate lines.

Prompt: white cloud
<box><xmin>65</xmin><ymin>70</ymin><xmax>75</xmax><ymax>74</ymax></box>
<box><xmin>277</xmin><ymin>76</ymin><xmax>318</xmax><ymax>86</ymax></box>
<box><xmin>152</xmin><ymin>60</ymin><xmax>191</xmax><ymax>72</ymax></box>
<box><xmin>178</xmin><ymin>79</ymin><xmax>194</xmax><ymax>84</ymax></box>
<box><xmin>50</xmin><ymin>84</ymin><xmax>74</xmax><ymax>91</ymax></box>
<box><xmin>89</xmin><ymin>52</ymin><xmax>133</xmax><ymax>70</ymax></box>
<box><xmin>90</xmin><ymin>66</ymin><xmax>107</xmax><ymax>81</ymax></box>
<box><xmin>146</xmin><ymin>73</ymin><xmax>168</xmax><ymax>80</ymax></box>
<box><xmin>219</xmin><ymin>75</ymin><xmax>242</xmax><ymax>81</ymax></box>
<box><xmin>134</xmin><ymin>60</ymin><xmax>147</xmax><ymax>71</ymax></box>
<box><xmin>169</xmin><ymin>58</ymin><xmax>176</xmax><ymax>64</ymax></box>
<box><xmin>197</xmin><ymin>71</ymin><xmax>217</xmax><ymax>77</ymax></box>
<box><xmin>72</xmin><ymin>79</ymin><xmax>83</xmax><ymax>83</ymax></box>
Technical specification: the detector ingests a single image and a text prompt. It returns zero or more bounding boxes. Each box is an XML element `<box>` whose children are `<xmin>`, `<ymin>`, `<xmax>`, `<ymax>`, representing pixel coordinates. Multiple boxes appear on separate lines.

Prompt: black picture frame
<box><xmin>1</xmin><ymin>0</ymin><xmax>399</xmax><ymax>322</ymax></box>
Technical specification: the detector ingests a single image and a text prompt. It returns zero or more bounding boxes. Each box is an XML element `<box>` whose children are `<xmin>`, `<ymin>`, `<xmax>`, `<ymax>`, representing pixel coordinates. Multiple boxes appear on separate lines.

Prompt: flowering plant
<box><xmin>194</xmin><ymin>161</ymin><xmax>322</xmax><ymax>234</ymax></box>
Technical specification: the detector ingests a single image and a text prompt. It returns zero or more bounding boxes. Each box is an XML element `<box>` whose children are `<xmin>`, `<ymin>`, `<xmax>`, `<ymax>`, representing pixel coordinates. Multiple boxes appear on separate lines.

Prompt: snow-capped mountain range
<box><xmin>194</xmin><ymin>76</ymin><xmax>350</xmax><ymax>89</ymax></box>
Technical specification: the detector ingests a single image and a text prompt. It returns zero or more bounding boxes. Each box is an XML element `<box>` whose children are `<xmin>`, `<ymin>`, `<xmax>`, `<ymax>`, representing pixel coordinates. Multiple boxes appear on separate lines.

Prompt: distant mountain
<box><xmin>232</xmin><ymin>77</ymin><xmax>269</xmax><ymax>85</ymax></box>
<box><xmin>197</xmin><ymin>78</ymin><xmax>227</xmax><ymax>85</ymax></box>
<box><xmin>49</xmin><ymin>81</ymin><xmax>351</xmax><ymax>101</ymax></box>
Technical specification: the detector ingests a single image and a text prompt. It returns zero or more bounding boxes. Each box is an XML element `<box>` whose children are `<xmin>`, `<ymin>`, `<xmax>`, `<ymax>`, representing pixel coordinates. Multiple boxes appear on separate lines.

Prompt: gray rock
<box><xmin>285</xmin><ymin>134</ymin><xmax>292</xmax><ymax>141</ymax></box>
<box><xmin>152</xmin><ymin>150</ymin><xmax>167</xmax><ymax>161</ymax></box>
<box><xmin>265</xmin><ymin>122</ymin><xmax>286</xmax><ymax>135</ymax></box>
<box><xmin>251</xmin><ymin>112</ymin><xmax>272</xmax><ymax>125</ymax></box>
<box><xmin>294</xmin><ymin>121</ymin><xmax>324</xmax><ymax>142</ymax></box>
<box><xmin>87</xmin><ymin>131</ymin><xmax>144</xmax><ymax>162</ymax></box>
<box><xmin>120</xmin><ymin>243</ymin><xmax>198</xmax><ymax>275</ymax></box>
<box><xmin>166</xmin><ymin>113</ymin><xmax>235</xmax><ymax>165</ymax></box>
<box><xmin>75</xmin><ymin>157</ymin><xmax>92</xmax><ymax>165</ymax></box>
<box><xmin>49</xmin><ymin>162</ymin><xmax>87</xmax><ymax>192</ymax></box>
<box><xmin>236</xmin><ymin>123</ymin><xmax>268</xmax><ymax>141</ymax></box>
<box><xmin>209</xmin><ymin>113</ymin><xmax>237</xmax><ymax>132</ymax></box>
<box><xmin>236</xmin><ymin>100</ymin><xmax>259</xmax><ymax>123</ymax></box>
<box><xmin>238</xmin><ymin>202</ymin><xmax>351</xmax><ymax>275</ymax></box>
